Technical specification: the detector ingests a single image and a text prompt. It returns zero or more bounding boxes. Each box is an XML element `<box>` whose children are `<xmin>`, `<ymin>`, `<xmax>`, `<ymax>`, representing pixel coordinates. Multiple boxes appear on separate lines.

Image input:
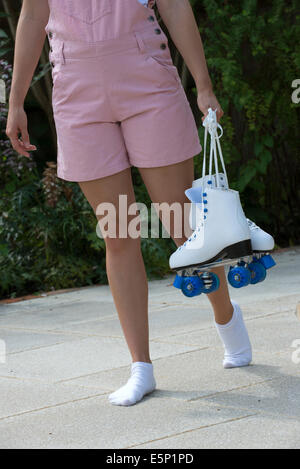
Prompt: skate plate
<box><xmin>172</xmin><ymin>240</ymin><xmax>252</xmax><ymax>273</ymax></box>
<box><xmin>175</xmin><ymin>254</ymin><xmax>252</xmax><ymax>275</ymax></box>
<box><xmin>173</xmin><ymin>252</ymin><xmax>276</xmax><ymax>296</ymax></box>
<box><xmin>173</xmin><ymin>253</ymin><xmax>252</xmax><ymax>298</ymax></box>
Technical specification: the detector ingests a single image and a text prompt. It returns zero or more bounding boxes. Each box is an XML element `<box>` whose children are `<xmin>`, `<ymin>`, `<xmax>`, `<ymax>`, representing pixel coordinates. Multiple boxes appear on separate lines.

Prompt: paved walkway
<box><xmin>0</xmin><ymin>248</ymin><xmax>299</xmax><ymax>449</ymax></box>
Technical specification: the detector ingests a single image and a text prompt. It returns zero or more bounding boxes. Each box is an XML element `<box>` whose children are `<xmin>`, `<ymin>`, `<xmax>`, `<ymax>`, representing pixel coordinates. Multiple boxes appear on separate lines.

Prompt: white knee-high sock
<box><xmin>215</xmin><ymin>300</ymin><xmax>252</xmax><ymax>369</ymax></box>
<box><xmin>108</xmin><ymin>361</ymin><xmax>156</xmax><ymax>406</ymax></box>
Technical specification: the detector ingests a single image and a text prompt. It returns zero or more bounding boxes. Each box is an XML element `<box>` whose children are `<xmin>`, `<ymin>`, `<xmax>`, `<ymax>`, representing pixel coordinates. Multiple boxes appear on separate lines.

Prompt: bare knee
<box><xmin>104</xmin><ymin>236</ymin><xmax>141</xmax><ymax>255</ymax></box>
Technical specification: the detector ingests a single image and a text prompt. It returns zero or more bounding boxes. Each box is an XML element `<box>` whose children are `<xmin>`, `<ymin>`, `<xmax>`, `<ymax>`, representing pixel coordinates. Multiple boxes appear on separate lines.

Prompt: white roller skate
<box><xmin>187</xmin><ymin>174</ymin><xmax>275</xmax><ymax>252</ymax></box>
<box><xmin>170</xmin><ymin>185</ymin><xmax>253</xmax><ymax>296</ymax></box>
<box><xmin>171</xmin><ymin>109</ymin><xmax>253</xmax><ymax>297</ymax></box>
<box><xmin>185</xmin><ymin>175</ymin><xmax>276</xmax><ymax>290</ymax></box>
<box><xmin>170</xmin><ymin>187</ymin><xmax>252</xmax><ymax>271</ymax></box>
<box><xmin>171</xmin><ymin>108</ymin><xmax>276</xmax><ymax>298</ymax></box>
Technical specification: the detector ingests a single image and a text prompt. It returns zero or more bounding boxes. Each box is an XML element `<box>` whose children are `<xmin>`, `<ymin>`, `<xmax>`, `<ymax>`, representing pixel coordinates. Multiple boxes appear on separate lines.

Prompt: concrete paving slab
<box><xmin>205</xmin><ymin>374</ymin><xmax>300</xmax><ymax>419</ymax></box>
<box><xmin>0</xmin><ymin>376</ymin><xmax>107</xmax><ymax>420</ymax></box>
<box><xmin>0</xmin><ymin>336</ymin><xmax>199</xmax><ymax>382</ymax></box>
<box><xmin>134</xmin><ymin>413</ymin><xmax>300</xmax><ymax>449</ymax></box>
<box><xmin>0</xmin><ymin>395</ymin><xmax>253</xmax><ymax>449</ymax></box>
<box><xmin>0</xmin><ymin>301</ymin><xmax>116</xmax><ymax>330</ymax></box>
<box><xmin>0</xmin><ymin>248</ymin><xmax>299</xmax><ymax>448</ymax></box>
<box><xmin>154</xmin><ymin>309</ymin><xmax>300</xmax><ymax>353</ymax></box>
<box><xmin>63</xmin><ymin>348</ymin><xmax>296</xmax><ymax>401</ymax></box>
<box><xmin>0</xmin><ymin>328</ymin><xmax>78</xmax><ymax>354</ymax></box>
<box><xmin>56</xmin><ymin>304</ymin><xmax>212</xmax><ymax>338</ymax></box>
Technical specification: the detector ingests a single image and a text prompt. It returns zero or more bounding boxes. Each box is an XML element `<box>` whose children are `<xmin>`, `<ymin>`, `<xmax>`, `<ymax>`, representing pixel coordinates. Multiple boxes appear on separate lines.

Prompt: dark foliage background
<box><xmin>0</xmin><ymin>0</ymin><xmax>299</xmax><ymax>299</ymax></box>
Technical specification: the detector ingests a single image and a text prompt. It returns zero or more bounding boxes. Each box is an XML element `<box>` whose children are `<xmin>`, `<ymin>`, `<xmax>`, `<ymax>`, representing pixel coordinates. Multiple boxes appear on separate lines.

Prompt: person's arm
<box><xmin>156</xmin><ymin>0</ymin><xmax>223</xmax><ymax>121</ymax></box>
<box><xmin>6</xmin><ymin>0</ymin><xmax>49</xmax><ymax>157</ymax></box>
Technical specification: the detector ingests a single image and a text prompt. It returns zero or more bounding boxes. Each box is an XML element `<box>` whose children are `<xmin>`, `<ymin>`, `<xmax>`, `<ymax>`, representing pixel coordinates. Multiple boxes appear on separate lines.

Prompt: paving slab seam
<box><xmin>148</xmin><ymin>308</ymin><xmax>299</xmax><ymax>342</ymax></box>
<box><xmin>0</xmin><ymin>374</ymin><xmax>112</xmax><ymax>391</ymax></box>
<box><xmin>195</xmin><ymin>397</ymin><xmax>300</xmax><ymax>423</ymax></box>
<box><xmin>55</xmin><ymin>365</ymin><xmax>143</xmax><ymax>384</ymax></box>
<box><xmin>3</xmin><ymin>340</ymin><xmax>83</xmax><ymax>357</ymax></box>
<box><xmin>151</xmin><ymin>391</ymin><xmax>300</xmax><ymax>423</ymax></box>
<box><xmin>0</xmin><ymin>299</ymin><xmax>85</xmax><ymax>311</ymax></box>
<box><xmin>0</xmin><ymin>312</ymin><xmax>119</xmax><ymax>326</ymax></box>
<box><xmin>55</xmin><ymin>348</ymin><xmax>207</xmax><ymax>385</ymax></box>
<box><xmin>149</xmin><ymin>305</ymin><xmax>209</xmax><ymax>312</ymax></box>
<box><xmin>55</xmin><ymin>382</ymin><xmax>112</xmax><ymax>392</ymax></box>
<box><xmin>0</xmin><ymin>374</ymin><xmax>54</xmax><ymax>384</ymax></box>
<box><xmin>187</xmin><ymin>376</ymin><xmax>283</xmax><ymax>403</ymax></box>
<box><xmin>0</xmin><ymin>326</ymin><xmax>97</xmax><ymax>337</ymax></box>
<box><xmin>0</xmin><ymin>392</ymin><xmax>109</xmax><ymax>422</ymax></box>
<box><xmin>151</xmin><ymin>338</ymin><xmax>211</xmax><ymax>348</ymax></box>
<box><xmin>50</xmin><ymin>330</ymin><xmax>125</xmax><ymax>340</ymax></box>
<box><xmin>0</xmin><ymin>326</ymin><xmax>126</xmax><ymax>340</ymax></box>
<box><xmin>124</xmin><ymin>413</ymin><xmax>258</xmax><ymax>449</ymax></box>
<box><xmin>151</xmin><ymin>338</ymin><xmax>297</xmax><ymax>356</ymax></box>
<box><xmin>0</xmin><ymin>306</ymin><xmax>295</xmax><ymax>344</ymax></box>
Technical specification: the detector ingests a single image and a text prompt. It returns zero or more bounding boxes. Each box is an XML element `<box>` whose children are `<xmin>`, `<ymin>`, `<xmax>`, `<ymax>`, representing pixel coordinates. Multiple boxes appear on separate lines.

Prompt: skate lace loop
<box><xmin>183</xmin><ymin>221</ymin><xmax>204</xmax><ymax>247</ymax></box>
<box><xmin>202</xmin><ymin>109</ymin><xmax>228</xmax><ymax>195</ymax></box>
<box><xmin>247</xmin><ymin>218</ymin><xmax>259</xmax><ymax>231</ymax></box>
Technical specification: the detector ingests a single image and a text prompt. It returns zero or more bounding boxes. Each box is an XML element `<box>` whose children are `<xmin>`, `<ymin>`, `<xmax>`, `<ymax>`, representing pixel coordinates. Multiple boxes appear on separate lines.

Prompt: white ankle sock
<box><xmin>108</xmin><ymin>361</ymin><xmax>156</xmax><ymax>406</ymax></box>
<box><xmin>215</xmin><ymin>300</ymin><xmax>252</xmax><ymax>369</ymax></box>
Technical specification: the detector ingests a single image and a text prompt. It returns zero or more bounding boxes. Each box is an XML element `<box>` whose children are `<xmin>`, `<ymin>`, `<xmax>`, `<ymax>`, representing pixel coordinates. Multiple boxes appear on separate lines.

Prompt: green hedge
<box><xmin>192</xmin><ymin>0</ymin><xmax>300</xmax><ymax>242</ymax></box>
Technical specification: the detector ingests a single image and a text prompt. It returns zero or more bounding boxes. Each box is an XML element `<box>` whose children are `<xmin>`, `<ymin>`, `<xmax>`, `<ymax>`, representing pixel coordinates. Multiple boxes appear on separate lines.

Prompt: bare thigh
<box><xmin>138</xmin><ymin>157</ymin><xmax>195</xmax><ymax>244</ymax></box>
<box><xmin>78</xmin><ymin>168</ymin><xmax>139</xmax><ymax>248</ymax></box>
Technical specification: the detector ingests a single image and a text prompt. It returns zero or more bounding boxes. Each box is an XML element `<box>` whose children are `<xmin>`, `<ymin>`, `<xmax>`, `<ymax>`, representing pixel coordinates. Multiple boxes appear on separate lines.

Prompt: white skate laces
<box><xmin>180</xmin><ymin>108</ymin><xmax>226</xmax><ymax>250</ymax></box>
<box><xmin>247</xmin><ymin>219</ymin><xmax>260</xmax><ymax>231</ymax></box>
<box><xmin>202</xmin><ymin>108</ymin><xmax>223</xmax><ymax>139</ymax></box>
<box><xmin>169</xmin><ymin>107</ymin><xmax>252</xmax><ymax>272</ymax></box>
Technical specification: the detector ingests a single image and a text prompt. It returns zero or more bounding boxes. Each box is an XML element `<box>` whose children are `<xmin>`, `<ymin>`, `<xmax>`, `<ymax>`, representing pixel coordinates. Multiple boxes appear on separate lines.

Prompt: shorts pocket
<box><xmin>146</xmin><ymin>54</ymin><xmax>181</xmax><ymax>87</ymax></box>
<box><xmin>141</xmin><ymin>30</ymin><xmax>181</xmax><ymax>87</ymax></box>
<box><xmin>54</xmin><ymin>0</ymin><xmax>112</xmax><ymax>24</ymax></box>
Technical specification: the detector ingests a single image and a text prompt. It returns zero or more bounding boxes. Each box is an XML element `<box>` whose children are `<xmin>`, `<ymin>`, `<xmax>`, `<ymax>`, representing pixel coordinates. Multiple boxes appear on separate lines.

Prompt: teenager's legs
<box><xmin>78</xmin><ymin>168</ymin><xmax>151</xmax><ymax>364</ymax></box>
<box><xmin>79</xmin><ymin>168</ymin><xmax>156</xmax><ymax>405</ymax></box>
<box><xmin>138</xmin><ymin>158</ymin><xmax>233</xmax><ymax>324</ymax></box>
<box><xmin>139</xmin><ymin>158</ymin><xmax>252</xmax><ymax>369</ymax></box>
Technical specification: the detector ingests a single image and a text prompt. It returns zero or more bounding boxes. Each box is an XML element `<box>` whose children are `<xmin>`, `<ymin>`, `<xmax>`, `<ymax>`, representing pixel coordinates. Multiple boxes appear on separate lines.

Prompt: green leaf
<box><xmin>262</xmin><ymin>135</ymin><xmax>274</xmax><ymax>148</ymax></box>
<box><xmin>0</xmin><ymin>29</ymin><xmax>8</xmax><ymax>38</ymax></box>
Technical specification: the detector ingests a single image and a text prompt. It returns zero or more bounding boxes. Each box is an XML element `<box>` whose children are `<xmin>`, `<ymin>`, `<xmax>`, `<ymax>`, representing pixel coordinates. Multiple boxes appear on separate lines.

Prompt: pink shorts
<box><xmin>51</xmin><ymin>24</ymin><xmax>202</xmax><ymax>182</ymax></box>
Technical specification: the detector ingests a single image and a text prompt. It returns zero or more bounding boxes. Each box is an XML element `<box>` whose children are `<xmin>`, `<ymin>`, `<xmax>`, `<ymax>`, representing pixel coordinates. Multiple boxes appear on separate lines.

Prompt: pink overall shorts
<box><xmin>46</xmin><ymin>0</ymin><xmax>202</xmax><ymax>182</ymax></box>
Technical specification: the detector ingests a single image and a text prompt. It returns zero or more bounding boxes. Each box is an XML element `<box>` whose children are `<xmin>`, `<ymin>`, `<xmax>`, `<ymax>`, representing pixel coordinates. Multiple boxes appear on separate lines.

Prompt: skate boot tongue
<box><xmin>185</xmin><ymin>186</ymin><xmax>203</xmax><ymax>204</ymax></box>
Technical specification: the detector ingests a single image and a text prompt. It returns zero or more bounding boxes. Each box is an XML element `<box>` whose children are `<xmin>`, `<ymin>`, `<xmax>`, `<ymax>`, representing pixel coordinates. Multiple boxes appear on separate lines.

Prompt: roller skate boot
<box><xmin>184</xmin><ymin>175</ymin><xmax>276</xmax><ymax>289</ymax></box>
<box><xmin>170</xmin><ymin>186</ymin><xmax>252</xmax><ymax>297</ymax></box>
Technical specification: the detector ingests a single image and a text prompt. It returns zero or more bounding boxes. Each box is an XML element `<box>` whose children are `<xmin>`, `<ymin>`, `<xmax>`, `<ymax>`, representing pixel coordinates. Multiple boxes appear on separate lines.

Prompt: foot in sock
<box><xmin>108</xmin><ymin>361</ymin><xmax>156</xmax><ymax>406</ymax></box>
<box><xmin>215</xmin><ymin>300</ymin><xmax>252</xmax><ymax>369</ymax></box>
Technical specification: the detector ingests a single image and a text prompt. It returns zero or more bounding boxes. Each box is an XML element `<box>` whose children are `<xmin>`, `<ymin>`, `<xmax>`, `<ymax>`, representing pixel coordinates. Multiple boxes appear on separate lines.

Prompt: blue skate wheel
<box><xmin>173</xmin><ymin>274</ymin><xmax>183</xmax><ymax>290</ymax></box>
<box><xmin>181</xmin><ymin>276</ymin><xmax>202</xmax><ymax>297</ymax></box>
<box><xmin>259</xmin><ymin>254</ymin><xmax>276</xmax><ymax>270</ymax></box>
<box><xmin>199</xmin><ymin>272</ymin><xmax>220</xmax><ymax>294</ymax></box>
<box><xmin>248</xmin><ymin>260</ymin><xmax>266</xmax><ymax>284</ymax></box>
<box><xmin>228</xmin><ymin>266</ymin><xmax>251</xmax><ymax>288</ymax></box>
